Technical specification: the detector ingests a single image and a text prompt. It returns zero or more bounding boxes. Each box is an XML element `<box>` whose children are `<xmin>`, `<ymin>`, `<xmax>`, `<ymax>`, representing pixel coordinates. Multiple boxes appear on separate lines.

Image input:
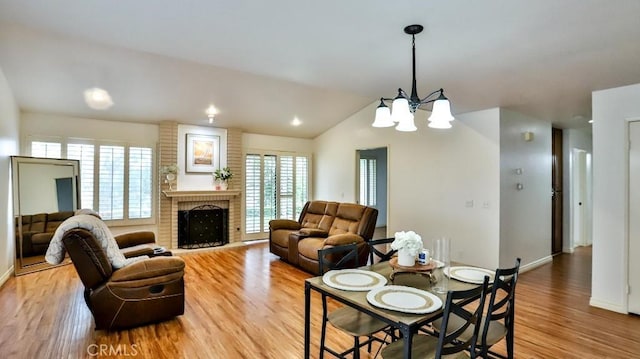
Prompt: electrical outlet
<box><xmin>465</xmin><ymin>200</ymin><xmax>474</xmax><ymax>208</ymax></box>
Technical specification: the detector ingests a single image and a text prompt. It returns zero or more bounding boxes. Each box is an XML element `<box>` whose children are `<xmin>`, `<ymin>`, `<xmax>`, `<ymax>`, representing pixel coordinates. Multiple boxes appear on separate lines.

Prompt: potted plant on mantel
<box><xmin>213</xmin><ymin>167</ymin><xmax>233</xmax><ymax>191</ymax></box>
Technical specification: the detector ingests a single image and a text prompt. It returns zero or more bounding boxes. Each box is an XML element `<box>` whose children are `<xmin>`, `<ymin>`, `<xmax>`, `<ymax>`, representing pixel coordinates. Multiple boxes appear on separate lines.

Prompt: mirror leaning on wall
<box><xmin>11</xmin><ymin>156</ymin><xmax>80</xmax><ymax>275</ymax></box>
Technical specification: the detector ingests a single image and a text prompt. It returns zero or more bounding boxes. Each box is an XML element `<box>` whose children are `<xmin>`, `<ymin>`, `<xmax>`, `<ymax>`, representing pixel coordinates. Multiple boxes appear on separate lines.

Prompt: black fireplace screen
<box><xmin>178</xmin><ymin>205</ymin><xmax>229</xmax><ymax>249</ymax></box>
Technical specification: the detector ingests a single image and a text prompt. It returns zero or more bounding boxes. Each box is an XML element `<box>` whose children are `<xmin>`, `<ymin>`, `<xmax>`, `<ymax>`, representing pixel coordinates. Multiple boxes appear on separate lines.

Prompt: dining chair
<box><xmin>431</xmin><ymin>258</ymin><xmax>521</xmax><ymax>359</ymax></box>
<box><xmin>477</xmin><ymin>257</ymin><xmax>521</xmax><ymax>359</ymax></box>
<box><xmin>318</xmin><ymin>244</ymin><xmax>390</xmax><ymax>359</ymax></box>
<box><xmin>368</xmin><ymin>238</ymin><xmax>397</xmax><ymax>264</ymax></box>
<box><xmin>380</xmin><ymin>276</ymin><xmax>490</xmax><ymax>359</ymax></box>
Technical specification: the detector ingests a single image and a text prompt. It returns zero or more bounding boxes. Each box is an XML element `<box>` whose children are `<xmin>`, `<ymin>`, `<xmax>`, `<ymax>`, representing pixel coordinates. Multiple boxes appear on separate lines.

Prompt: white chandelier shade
<box><xmin>372</xmin><ymin>100</ymin><xmax>393</xmax><ymax>127</ymax></box>
<box><xmin>427</xmin><ymin>98</ymin><xmax>455</xmax><ymax>129</ymax></box>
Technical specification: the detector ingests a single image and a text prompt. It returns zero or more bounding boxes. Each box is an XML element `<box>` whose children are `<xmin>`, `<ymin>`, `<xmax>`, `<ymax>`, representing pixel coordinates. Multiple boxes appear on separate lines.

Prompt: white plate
<box><xmin>366</xmin><ymin>285</ymin><xmax>443</xmax><ymax>314</ymax></box>
<box><xmin>444</xmin><ymin>266</ymin><xmax>495</xmax><ymax>284</ymax></box>
<box><xmin>322</xmin><ymin>269</ymin><xmax>388</xmax><ymax>291</ymax></box>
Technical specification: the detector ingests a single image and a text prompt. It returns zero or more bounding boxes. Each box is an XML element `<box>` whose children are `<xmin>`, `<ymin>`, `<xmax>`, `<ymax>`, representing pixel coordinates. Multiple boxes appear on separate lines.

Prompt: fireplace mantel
<box><xmin>162</xmin><ymin>190</ymin><xmax>241</xmax><ymax>198</ymax></box>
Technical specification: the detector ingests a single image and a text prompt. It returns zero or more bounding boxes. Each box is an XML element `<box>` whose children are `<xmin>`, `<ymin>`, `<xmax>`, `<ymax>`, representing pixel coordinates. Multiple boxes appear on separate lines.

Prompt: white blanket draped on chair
<box><xmin>46</xmin><ymin>214</ymin><xmax>147</xmax><ymax>269</ymax></box>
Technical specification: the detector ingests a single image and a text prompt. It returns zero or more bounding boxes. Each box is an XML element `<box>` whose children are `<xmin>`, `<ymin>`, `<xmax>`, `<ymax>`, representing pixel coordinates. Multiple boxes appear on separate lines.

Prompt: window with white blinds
<box><xmin>67</xmin><ymin>143</ymin><xmax>95</xmax><ymax>210</ymax></box>
<box><xmin>279</xmin><ymin>156</ymin><xmax>294</xmax><ymax>221</ymax></box>
<box><xmin>295</xmin><ymin>156</ymin><xmax>309</xmax><ymax>216</ymax></box>
<box><xmin>359</xmin><ymin>158</ymin><xmax>377</xmax><ymax>207</ymax></box>
<box><xmin>244</xmin><ymin>152</ymin><xmax>310</xmax><ymax>238</ymax></box>
<box><xmin>128</xmin><ymin>147</ymin><xmax>153</xmax><ymax>219</ymax></box>
<box><xmin>30</xmin><ymin>139</ymin><xmax>154</xmax><ymax>224</ymax></box>
<box><xmin>263</xmin><ymin>155</ymin><xmax>277</xmax><ymax>232</ymax></box>
<box><xmin>245</xmin><ymin>154</ymin><xmax>261</xmax><ymax>234</ymax></box>
<box><xmin>31</xmin><ymin>141</ymin><xmax>61</xmax><ymax>159</ymax></box>
<box><xmin>99</xmin><ymin>145</ymin><xmax>125</xmax><ymax>220</ymax></box>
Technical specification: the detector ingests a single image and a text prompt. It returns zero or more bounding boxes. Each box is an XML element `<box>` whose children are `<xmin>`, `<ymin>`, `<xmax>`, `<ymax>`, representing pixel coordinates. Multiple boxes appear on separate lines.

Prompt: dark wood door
<box><xmin>551</xmin><ymin>128</ymin><xmax>563</xmax><ymax>255</ymax></box>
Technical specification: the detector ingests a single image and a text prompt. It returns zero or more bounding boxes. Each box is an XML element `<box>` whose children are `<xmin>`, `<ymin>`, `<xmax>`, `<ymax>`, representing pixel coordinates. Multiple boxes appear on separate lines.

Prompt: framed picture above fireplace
<box><xmin>185</xmin><ymin>133</ymin><xmax>220</xmax><ymax>173</ymax></box>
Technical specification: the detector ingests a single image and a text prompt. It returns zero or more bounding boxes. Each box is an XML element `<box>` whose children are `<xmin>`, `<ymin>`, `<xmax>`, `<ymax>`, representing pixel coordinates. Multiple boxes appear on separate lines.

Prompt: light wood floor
<box><xmin>0</xmin><ymin>243</ymin><xmax>638</xmax><ymax>358</ymax></box>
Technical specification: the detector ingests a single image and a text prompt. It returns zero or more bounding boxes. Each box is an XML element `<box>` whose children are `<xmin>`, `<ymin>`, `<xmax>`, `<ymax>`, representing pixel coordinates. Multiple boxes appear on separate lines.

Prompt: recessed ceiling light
<box><xmin>291</xmin><ymin>117</ymin><xmax>302</xmax><ymax>126</ymax></box>
<box><xmin>588</xmin><ymin>119</ymin><xmax>593</xmax><ymax>124</ymax></box>
<box><xmin>84</xmin><ymin>87</ymin><xmax>113</xmax><ymax>110</ymax></box>
<box><xmin>206</xmin><ymin>104</ymin><xmax>218</xmax><ymax>124</ymax></box>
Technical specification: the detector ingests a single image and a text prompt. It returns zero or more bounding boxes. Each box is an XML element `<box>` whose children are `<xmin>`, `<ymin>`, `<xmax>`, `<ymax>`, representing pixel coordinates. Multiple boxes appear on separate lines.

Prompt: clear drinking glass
<box><xmin>432</xmin><ymin>237</ymin><xmax>450</xmax><ymax>294</ymax></box>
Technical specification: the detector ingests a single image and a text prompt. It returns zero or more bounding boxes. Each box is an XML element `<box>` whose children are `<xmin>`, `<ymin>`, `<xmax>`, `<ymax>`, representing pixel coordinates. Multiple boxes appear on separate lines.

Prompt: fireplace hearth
<box><xmin>178</xmin><ymin>204</ymin><xmax>229</xmax><ymax>249</ymax></box>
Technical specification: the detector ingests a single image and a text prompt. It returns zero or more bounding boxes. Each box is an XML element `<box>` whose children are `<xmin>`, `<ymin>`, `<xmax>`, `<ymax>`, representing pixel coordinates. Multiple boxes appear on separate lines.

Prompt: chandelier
<box><xmin>372</xmin><ymin>24</ymin><xmax>454</xmax><ymax>131</ymax></box>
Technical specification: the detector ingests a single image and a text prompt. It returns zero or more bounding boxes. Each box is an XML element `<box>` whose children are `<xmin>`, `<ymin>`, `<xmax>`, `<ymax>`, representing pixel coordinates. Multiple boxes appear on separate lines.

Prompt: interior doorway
<box><xmin>571</xmin><ymin>149</ymin><xmax>591</xmax><ymax>248</ymax></box>
<box><xmin>552</xmin><ymin>128</ymin><xmax>564</xmax><ymax>255</ymax></box>
<box><xmin>355</xmin><ymin>147</ymin><xmax>388</xmax><ymax>239</ymax></box>
<box><xmin>628</xmin><ymin>120</ymin><xmax>640</xmax><ymax>314</ymax></box>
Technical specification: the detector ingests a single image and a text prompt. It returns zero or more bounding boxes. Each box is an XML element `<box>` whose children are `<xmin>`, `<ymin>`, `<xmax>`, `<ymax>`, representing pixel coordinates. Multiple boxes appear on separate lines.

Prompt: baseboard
<box><xmin>0</xmin><ymin>265</ymin><xmax>14</xmax><ymax>288</ymax></box>
<box><xmin>589</xmin><ymin>298</ymin><xmax>627</xmax><ymax>314</ymax></box>
<box><xmin>519</xmin><ymin>255</ymin><xmax>553</xmax><ymax>274</ymax></box>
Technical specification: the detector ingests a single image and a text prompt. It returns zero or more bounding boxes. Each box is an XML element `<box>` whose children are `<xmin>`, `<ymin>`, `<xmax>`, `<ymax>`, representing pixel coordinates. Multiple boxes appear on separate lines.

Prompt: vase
<box><xmin>432</xmin><ymin>237</ymin><xmax>451</xmax><ymax>293</ymax></box>
<box><xmin>165</xmin><ymin>173</ymin><xmax>176</xmax><ymax>191</ymax></box>
<box><xmin>397</xmin><ymin>247</ymin><xmax>416</xmax><ymax>267</ymax></box>
<box><xmin>214</xmin><ymin>179</ymin><xmax>228</xmax><ymax>191</ymax></box>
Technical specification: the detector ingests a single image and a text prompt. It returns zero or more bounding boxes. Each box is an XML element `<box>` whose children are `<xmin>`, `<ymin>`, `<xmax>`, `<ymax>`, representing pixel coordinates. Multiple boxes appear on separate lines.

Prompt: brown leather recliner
<box><xmin>269</xmin><ymin>201</ymin><xmax>378</xmax><ymax>275</ymax></box>
<box><xmin>114</xmin><ymin>231</ymin><xmax>158</xmax><ymax>258</ymax></box>
<box><xmin>269</xmin><ymin>200</ymin><xmax>338</xmax><ymax>262</ymax></box>
<box><xmin>61</xmin><ymin>228</ymin><xmax>185</xmax><ymax>330</ymax></box>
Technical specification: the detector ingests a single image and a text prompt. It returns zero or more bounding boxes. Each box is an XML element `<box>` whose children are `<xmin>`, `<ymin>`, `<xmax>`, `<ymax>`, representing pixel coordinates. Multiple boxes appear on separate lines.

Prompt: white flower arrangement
<box><xmin>213</xmin><ymin>167</ymin><xmax>233</xmax><ymax>182</ymax></box>
<box><xmin>391</xmin><ymin>230</ymin><xmax>424</xmax><ymax>256</ymax></box>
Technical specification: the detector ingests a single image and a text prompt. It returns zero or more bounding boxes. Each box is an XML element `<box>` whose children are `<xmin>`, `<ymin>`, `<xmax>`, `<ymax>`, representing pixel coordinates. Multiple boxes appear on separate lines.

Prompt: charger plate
<box><xmin>444</xmin><ymin>266</ymin><xmax>495</xmax><ymax>284</ymax></box>
<box><xmin>322</xmin><ymin>269</ymin><xmax>388</xmax><ymax>291</ymax></box>
<box><xmin>366</xmin><ymin>285</ymin><xmax>443</xmax><ymax>314</ymax></box>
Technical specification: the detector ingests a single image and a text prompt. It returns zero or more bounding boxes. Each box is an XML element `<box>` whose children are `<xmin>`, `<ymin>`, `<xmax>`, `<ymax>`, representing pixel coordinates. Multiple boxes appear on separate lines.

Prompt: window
<box><xmin>30</xmin><ymin>139</ymin><xmax>154</xmax><ymax>224</ymax></box>
<box><xmin>31</xmin><ymin>141</ymin><xmax>61</xmax><ymax>159</ymax></box>
<box><xmin>244</xmin><ymin>152</ymin><xmax>310</xmax><ymax>238</ymax></box>
<box><xmin>128</xmin><ymin>147</ymin><xmax>153</xmax><ymax>219</ymax></box>
<box><xmin>359</xmin><ymin>158</ymin><xmax>377</xmax><ymax>207</ymax></box>
<box><xmin>67</xmin><ymin>143</ymin><xmax>95</xmax><ymax>210</ymax></box>
<box><xmin>99</xmin><ymin>145</ymin><xmax>125</xmax><ymax>220</ymax></box>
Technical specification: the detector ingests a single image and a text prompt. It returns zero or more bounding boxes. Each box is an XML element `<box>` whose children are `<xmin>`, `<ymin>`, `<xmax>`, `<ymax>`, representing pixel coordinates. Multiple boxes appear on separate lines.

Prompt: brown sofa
<box><xmin>61</xmin><ymin>228</ymin><xmax>185</xmax><ymax>330</ymax></box>
<box><xmin>16</xmin><ymin>211</ymin><xmax>74</xmax><ymax>256</ymax></box>
<box><xmin>269</xmin><ymin>200</ymin><xmax>378</xmax><ymax>275</ymax></box>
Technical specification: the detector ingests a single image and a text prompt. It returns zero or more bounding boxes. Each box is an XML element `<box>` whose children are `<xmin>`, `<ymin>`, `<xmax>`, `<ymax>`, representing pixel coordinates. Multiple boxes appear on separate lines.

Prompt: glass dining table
<box><xmin>303</xmin><ymin>261</ymin><xmax>480</xmax><ymax>359</ymax></box>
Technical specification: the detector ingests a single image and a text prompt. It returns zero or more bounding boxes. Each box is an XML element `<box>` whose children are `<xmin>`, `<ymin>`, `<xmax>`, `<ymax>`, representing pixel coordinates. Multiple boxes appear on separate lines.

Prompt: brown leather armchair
<box><xmin>114</xmin><ymin>231</ymin><xmax>158</xmax><ymax>258</ymax></box>
<box><xmin>269</xmin><ymin>201</ymin><xmax>378</xmax><ymax>275</ymax></box>
<box><xmin>61</xmin><ymin>228</ymin><xmax>185</xmax><ymax>330</ymax></box>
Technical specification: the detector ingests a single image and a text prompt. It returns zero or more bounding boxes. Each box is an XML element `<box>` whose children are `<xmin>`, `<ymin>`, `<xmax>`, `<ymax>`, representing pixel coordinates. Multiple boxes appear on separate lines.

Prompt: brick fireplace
<box><xmin>162</xmin><ymin>190</ymin><xmax>240</xmax><ymax>249</ymax></box>
<box><xmin>157</xmin><ymin>122</ymin><xmax>243</xmax><ymax>249</ymax></box>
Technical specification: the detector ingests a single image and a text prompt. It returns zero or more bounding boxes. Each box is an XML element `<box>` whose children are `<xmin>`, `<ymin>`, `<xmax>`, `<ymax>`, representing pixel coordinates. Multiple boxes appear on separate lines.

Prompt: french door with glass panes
<box><xmin>244</xmin><ymin>152</ymin><xmax>310</xmax><ymax>240</ymax></box>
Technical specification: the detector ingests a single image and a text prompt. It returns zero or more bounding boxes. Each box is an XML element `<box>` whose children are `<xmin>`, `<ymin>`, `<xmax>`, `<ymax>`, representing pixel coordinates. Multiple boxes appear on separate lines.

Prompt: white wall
<box><xmin>21</xmin><ymin>113</ymin><xmax>158</xmax><ymax>152</ymax></box>
<box><xmin>591</xmin><ymin>82</ymin><xmax>640</xmax><ymax>313</ymax></box>
<box><xmin>314</xmin><ymin>102</ymin><xmax>501</xmax><ymax>269</ymax></box>
<box><xmin>498</xmin><ymin>109</ymin><xmax>552</xmax><ymax>268</ymax></box>
<box><xmin>243</xmin><ymin>133</ymin><xmax>313</xmax><ymax>153</ymax></box>
<box><xmin>177</xmin><ymin>124</ymin><xmax>227</xmax><ymax>190</ymax></box>
<box><xmin>0</xmin><ymin>66</ymin><xmax>20</xmax><ymax>285</ymax></box>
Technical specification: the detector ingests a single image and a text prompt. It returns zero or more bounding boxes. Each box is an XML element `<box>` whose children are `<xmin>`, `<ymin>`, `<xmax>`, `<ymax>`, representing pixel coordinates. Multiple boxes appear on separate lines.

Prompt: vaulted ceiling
<box><xmin>1</xmin><ymin>1</ymin><xmax>639</xmax><ymax>138</ymax></box>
